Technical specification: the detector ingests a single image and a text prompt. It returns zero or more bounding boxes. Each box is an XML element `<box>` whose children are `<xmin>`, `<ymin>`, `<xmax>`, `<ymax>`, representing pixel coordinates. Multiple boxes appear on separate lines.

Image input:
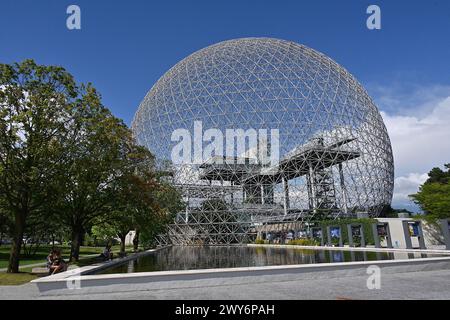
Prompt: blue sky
<box><xmin>1</xmin><ymin>0</ymin><xmax>450</xmax><ymax>210</ymax></box>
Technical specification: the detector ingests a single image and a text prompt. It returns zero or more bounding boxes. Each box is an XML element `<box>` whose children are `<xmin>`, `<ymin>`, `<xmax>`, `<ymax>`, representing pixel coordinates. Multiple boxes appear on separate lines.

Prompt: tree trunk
<box><xmin>119</xmin><ymin>234</ymin><xmax>126</xmax><ymax>256</ymax></box>
<box><xmin>7</xmin><ymin>214</ymin><xmax>26</xmax><ymax>273</ymax></box>
<box><xmin>133</xmin><ymin>229</ymin><xmax>140</xmax><ymax>252</ymax></box>
<box><xmin>70</xmin><ymin>226</ymin><xmax>83</xmax><ymax>262</ymax></box>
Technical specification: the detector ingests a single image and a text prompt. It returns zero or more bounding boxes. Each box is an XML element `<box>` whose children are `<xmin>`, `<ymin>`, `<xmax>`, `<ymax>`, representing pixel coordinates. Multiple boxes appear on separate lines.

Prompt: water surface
<box><xmin>94</xmin><ymin>246</ymin><xmax>442</xmax><ymax>274</ymax></box>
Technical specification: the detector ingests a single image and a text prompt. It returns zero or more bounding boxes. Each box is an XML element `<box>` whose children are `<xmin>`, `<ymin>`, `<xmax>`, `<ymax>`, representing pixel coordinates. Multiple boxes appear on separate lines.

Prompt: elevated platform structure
<box><xmin>158</xmin><ymin>137</ymin><xmax>363</xmax><ymax>245</ymax></box>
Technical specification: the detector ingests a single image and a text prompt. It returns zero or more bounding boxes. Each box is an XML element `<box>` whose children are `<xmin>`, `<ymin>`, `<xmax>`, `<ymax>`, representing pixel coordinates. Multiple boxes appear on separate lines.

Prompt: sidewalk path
<box><xmin>1</xmin><ymin>265</ymin><xmax>450</xmax><ymax>300</ymax></box>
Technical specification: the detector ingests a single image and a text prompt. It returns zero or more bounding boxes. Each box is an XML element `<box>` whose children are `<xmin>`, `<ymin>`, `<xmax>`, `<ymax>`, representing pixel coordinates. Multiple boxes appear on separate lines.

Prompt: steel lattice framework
<box><xmin>132</xmin><ymin>38</ymin><xmax>394</xmax><ymax>245</ymax></box>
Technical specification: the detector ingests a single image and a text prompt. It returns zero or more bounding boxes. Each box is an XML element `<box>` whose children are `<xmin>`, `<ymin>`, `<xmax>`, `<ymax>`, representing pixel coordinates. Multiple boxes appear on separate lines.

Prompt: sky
<box><xmin>1</xmin><ymin>0</ymin><xmax>450</xmax><ymax>211</ymax></box>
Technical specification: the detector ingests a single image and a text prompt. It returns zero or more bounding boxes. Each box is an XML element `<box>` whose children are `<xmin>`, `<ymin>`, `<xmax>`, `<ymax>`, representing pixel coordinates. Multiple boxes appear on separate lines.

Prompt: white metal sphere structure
<box><xmin>132</xmin><ymin>38</ymin><xmax>394</xmax><ymax>245</ymax></box>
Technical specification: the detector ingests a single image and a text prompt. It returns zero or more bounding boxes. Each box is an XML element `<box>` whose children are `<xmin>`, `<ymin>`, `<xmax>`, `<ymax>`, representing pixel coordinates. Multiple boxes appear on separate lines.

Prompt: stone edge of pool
<box><xmin>31</xmin><ymin>245</ymin><xmax>450</xmax><ymax>292</ymax></box>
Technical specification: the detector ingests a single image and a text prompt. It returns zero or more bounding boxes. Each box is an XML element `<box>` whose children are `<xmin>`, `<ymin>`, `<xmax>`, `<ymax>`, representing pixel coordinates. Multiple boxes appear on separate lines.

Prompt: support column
<box><xmin>282</xmin><ymin>176</ymin><xmax>290</xmax><ymax>216</ymax></box>
<box><xmin>440</xmin><ymin>219</ymin><xmax>450</xmax><ymax>250</ymax></box>
<box><xmin>402</xmin><ymin>221</ymin><xmax>413</xmax><ymax>249</ymax></box>
<box><xmin>338</xmin><ymin>163</ymin><xmax>349</xmax><ymax>215</ymax></box>
<box><xmin>185</xmin><ymin>195</ymin><xmax>189</xmax><ymax>223</ymax></box>
<box><xmin>260</xmin><ymin>184</ymin><xmax>265</xmax><ymax>205</ymax></box>
<box><xmin>417</xmin><ymin>222</ymin><xmax>426</xmax><ymax>249</ymax></box>
<box><xmin>385</xmin><ymin>223</ymin><xmax>393</xmax><ymax>248</ymax></box>
<box><xmin>309</xmin><ymin>165</ymin><xmax>317</xmax><ymax>214</ymax></box>
<box><xmin>372</xmin><ymin>223</ymin><xmax>381</xmax><ymax>248</ymax></box>
<box><xmin>306</xmin><ymin>173</ymin><xmax>313</xmax><ymax>211</ymax></box>
<box><xmin>230</xmin><ymin>181</ymin><xmax>234</xmax><ymax>205</ymax></box>
<box><xmin>360</xmin><ymin>225</ymin><xmax>366</xmax><ymax>247</ymax></box>
<box><xmin>347</xmin><ymin>224</ymin><xmax>354</xmax><ymax>247</ymax></box>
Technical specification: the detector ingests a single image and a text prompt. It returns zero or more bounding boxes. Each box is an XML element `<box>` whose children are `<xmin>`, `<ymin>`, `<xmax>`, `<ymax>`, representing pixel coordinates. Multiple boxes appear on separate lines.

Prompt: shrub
<box><xmin>287</xmin><ymin>239</ymin><xmax>318</xmax><ymax>246</ymax></box>
<box><xmin>317</xmin><ymin>218</ymin><xmax>377</xmax><ymax>246</ymax></box>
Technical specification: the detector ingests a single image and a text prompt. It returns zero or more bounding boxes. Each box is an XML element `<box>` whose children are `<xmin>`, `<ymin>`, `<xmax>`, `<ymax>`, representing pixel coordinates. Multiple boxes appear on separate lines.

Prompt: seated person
<box><xmin>46</xmin><ymin>249</ymin><xmax>56</xmax><ymax>270</ymax></box>
<box><xmin>100</xmin><ymin>244</ymin><xmax>113</xmax><ymax>261</ymax></box>
<box><xmin>48</xmin><ymin>249</ymin><xmax>68</xmax><ymax>275</ymax></box>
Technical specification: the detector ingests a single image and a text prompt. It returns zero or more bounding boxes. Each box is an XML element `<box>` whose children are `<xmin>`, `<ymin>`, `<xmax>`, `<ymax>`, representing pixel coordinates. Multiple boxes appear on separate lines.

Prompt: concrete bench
<box><xmin>31</xmin><ymin>267</ymin><xmax>49</xmax><ymax>275</ymax></box>
<box><xmin>32</xmin><ymin>264</ymin><xmax>79</xmax><ymax>276</ymax></box>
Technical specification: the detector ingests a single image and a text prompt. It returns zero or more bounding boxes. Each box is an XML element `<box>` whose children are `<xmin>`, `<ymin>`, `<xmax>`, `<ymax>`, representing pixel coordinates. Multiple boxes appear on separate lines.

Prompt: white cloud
<box><xmin>381</xmin><ymin>96</ymin><xmax>450</xmax><ymax>177</ymax></box>
<box><xmin>369</xmin><ymin>83</ymin><xmax>450</xmax><ymax>117</ymax></box>
<box><xmin>378</xmin><ymin>90</ymin><xmax>450</xmax><ymax>209</ymax></box>
<box><xmin>392</xmin><ymin>173</ymin><xmax>428</xmax><ymax>207</ymax></box>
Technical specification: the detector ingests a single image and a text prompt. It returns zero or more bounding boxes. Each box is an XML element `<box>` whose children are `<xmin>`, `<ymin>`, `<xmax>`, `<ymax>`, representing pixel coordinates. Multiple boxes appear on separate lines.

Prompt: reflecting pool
<box><xmin>93</xmin><ymin>246</ymin><xmax>444</xmax><ymax>275</ymax></box>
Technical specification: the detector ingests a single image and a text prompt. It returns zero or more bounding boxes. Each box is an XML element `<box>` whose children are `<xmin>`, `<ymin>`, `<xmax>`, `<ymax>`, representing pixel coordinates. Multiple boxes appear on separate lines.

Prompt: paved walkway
<box><xmin>1</xmin><ymin>265</ymin><xmax>450</xmax><ymax>300</ymax></box>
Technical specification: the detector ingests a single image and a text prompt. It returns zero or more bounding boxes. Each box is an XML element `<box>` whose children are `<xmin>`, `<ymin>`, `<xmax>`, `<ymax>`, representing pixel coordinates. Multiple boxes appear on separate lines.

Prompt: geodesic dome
<box><xmin>132</xmin><ymin>38</ymin><xmax>394</xmax><ymax>244</ymax></box>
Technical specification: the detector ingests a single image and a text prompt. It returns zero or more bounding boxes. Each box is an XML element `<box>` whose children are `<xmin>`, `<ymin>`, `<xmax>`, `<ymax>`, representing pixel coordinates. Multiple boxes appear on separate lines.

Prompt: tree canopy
<box><xmin>0</xmin><ymin>60</ymin><xmax>83</xmax><ymax>271</ymax></box>
<box><xmin>410</xmin><ymin>164</ymin><xmax>450</xmax><ymax>220</ymax></box>
<box><xmin>0</xmin><ymin>60</ymin><xmax>182</xmax><ymax>271</ymax></box>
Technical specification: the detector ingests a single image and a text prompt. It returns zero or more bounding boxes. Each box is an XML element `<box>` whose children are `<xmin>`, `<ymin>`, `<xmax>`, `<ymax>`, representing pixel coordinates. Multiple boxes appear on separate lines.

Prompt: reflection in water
<box><xmin>95</xmin><ymin>246</ymin><xmax>440</xmax><ymax>275</ymax></box>
<box><xmin>349</xmin><ymin>251</ymin><xmax>369</xmax><ymax>262</ymax></box>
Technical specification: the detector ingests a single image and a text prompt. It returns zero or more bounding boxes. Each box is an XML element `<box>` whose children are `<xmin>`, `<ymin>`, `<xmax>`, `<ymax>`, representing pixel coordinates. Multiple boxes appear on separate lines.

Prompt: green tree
<box><xmin>54</xmin><ymin>86</ymin><xmax>140</xmax><ymax>262</ymax></box>
<box><xmin>0</xmin><ymin>206</ymin><xmax>12</xmax><ymax>245</ymax></box>
<box><xmin>410</xmin><ymin>182</ymin><xmax>450</xmax><ymax>220</ymax></box>
<box><xmin>379</xmin><ymin>204</ymin><xmax>412</xmax><ymax>218</ymax></box>
<box><xmin>109</xmin><ymin>164</ymin><xmax>185</xmax><ymax>253</ymax></box>
<box><xmin>106</xmin><ymin>164</ymin><xmax>160</xmax><ymax>255</ymax></box>
<box><xmin>410</xmin><ymin>164</ymin><xmax>450</xmax><ymax>220</ymax></box>
<box><xmin>426</xmin><ymin>164</ymin><xmax>450</xmax><ymax>184</ymax></box>
<box><xmin>91</xmin><ymin>224</ymin><xmax>117</xmax><ymax>245</ymax></box>
<box><xmin>0</xmin><ymin>59</ymin><xmax>181</xmax><ymax>270</ymax></box>
<box><xmin>140</xmin><ymin>181</ymin><xmax>184</xmax><ymax>248</ymax></box>
<box><xmin>0</xmin><ymin>60</ymin><xmax>81</xmax><ymax>272</ymax></box>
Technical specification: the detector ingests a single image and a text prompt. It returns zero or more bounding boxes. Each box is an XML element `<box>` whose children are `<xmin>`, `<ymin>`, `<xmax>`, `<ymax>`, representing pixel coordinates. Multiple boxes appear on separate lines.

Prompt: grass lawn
<box><xmin>0</xmin><ymin>272</ymin><xmax>38</xmax><ymax>286</ymax></box>
<box><xmin>0</xmin><ymin>244</ymin><xmax>136</xmax><ymax>286</ymax></box>
<box><xmin>0</xmin><ymin>245</ymin><xmax>105</xmax><ymax>269</ymax></box>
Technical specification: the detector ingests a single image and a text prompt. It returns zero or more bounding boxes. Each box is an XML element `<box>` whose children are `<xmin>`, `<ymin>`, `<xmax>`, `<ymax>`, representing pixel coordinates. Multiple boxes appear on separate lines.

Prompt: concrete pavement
<box><xmin>1</xmin><ymin>263</ymin><xmax>450</xmax><ymax>300</ymax></box>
